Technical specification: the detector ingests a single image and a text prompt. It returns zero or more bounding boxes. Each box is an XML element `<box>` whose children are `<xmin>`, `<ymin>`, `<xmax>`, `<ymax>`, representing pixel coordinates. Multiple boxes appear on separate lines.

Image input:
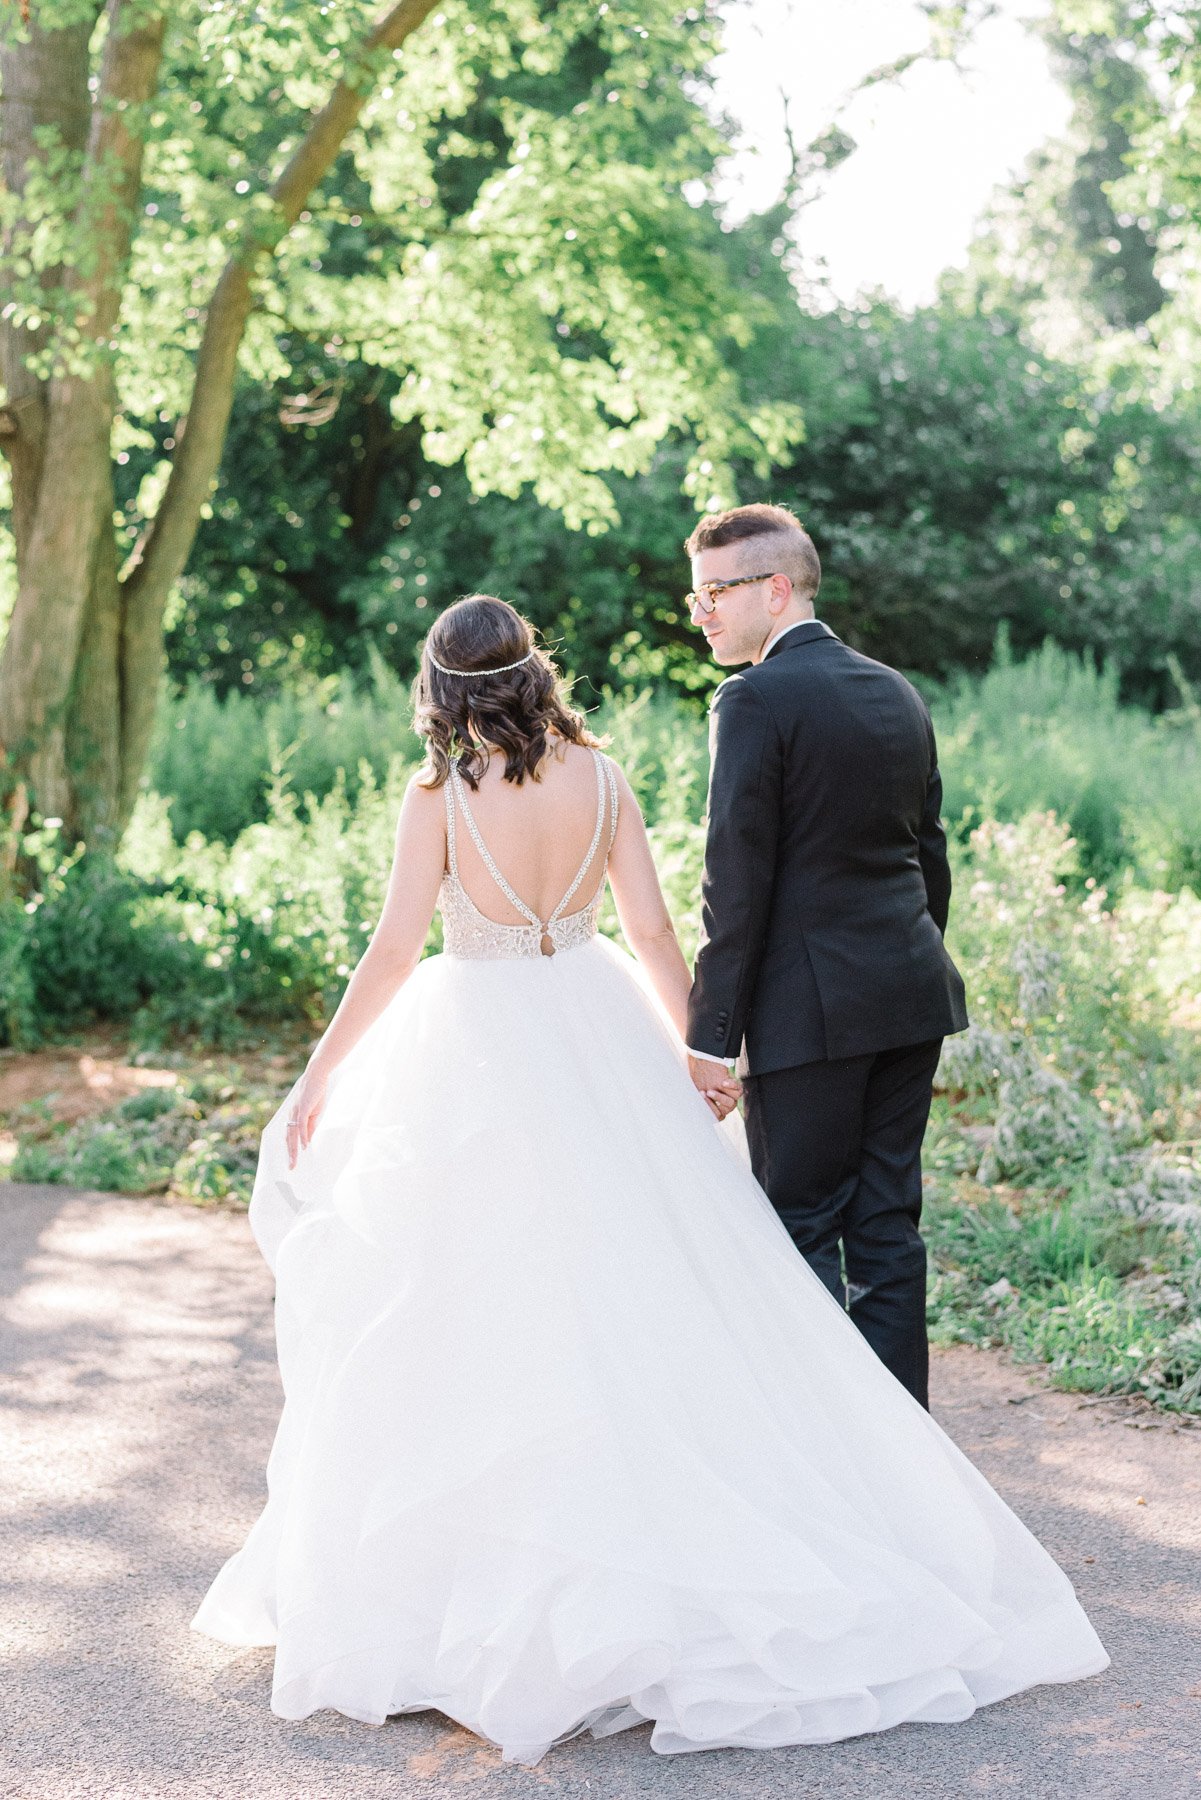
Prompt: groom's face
<box><xmin>689</xmin><ymin>545</ymin><xmax>775</xmax><ymax>667</ymax></box>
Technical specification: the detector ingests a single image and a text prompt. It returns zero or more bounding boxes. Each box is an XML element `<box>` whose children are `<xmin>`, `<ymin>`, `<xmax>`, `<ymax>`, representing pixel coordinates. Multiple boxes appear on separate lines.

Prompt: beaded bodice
<box><xmin>439</xmin><ymin>749</ymin><xmax>619</xmax><ymax>960</ymax></box>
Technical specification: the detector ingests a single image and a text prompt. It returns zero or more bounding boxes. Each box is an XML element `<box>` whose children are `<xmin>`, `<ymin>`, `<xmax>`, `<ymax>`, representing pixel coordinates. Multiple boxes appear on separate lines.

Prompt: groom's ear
<box><xmin>768</xmin><ymin>574</ymin><xmax>793</xmax><ymax>613</ymax></box>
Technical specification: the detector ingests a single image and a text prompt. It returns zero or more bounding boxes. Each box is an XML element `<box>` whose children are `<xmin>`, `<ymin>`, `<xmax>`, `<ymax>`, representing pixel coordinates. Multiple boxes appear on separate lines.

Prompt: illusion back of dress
<box><xmin>439</xmin><ymin>747</ymin><xmax>619</xmax><ymax>960</ymax></box>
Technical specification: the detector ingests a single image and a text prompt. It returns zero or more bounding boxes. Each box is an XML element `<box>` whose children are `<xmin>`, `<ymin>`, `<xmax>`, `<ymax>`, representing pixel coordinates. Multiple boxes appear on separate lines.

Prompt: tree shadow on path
<box><xmin>1</xmin><ymin>1183</ymin><xmax>1199</xmax><ymax>1800</ymax></box>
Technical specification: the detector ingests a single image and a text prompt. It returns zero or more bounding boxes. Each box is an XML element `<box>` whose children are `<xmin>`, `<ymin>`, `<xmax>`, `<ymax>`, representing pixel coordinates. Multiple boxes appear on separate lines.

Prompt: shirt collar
<box><xmin>760</xmin><ymin>617</ymin><xmax>833</xmax><ymax>661</ymax></box>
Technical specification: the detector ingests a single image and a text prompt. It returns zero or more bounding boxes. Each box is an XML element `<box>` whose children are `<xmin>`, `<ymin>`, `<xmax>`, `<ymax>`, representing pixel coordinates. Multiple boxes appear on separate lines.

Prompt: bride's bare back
<box><xmin>450</xmin><ymin>740</ymin><xmax>610</xmax><ymax>928</ymax></box>
<box><xmin>285</xmin><ymin>729</ymin><xmax>726</xmax><ymax>1163</ymax></box>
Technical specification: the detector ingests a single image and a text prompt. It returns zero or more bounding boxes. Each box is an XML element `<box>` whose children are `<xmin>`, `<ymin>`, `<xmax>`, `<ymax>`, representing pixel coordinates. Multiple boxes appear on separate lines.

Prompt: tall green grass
<box><xmin>147</xmin><ymin>638</ymin><xmax>1201</xmax><ymax>890</ymax></box>
<box><xmin>149</xmin><ymin>654</ymin><xmax>421</xmax><ymax>842</ymax></box>
<box><xmin>936</xmin><ymin>637</ymin><xmax>1201</xmax><ymax>888</ymax></box>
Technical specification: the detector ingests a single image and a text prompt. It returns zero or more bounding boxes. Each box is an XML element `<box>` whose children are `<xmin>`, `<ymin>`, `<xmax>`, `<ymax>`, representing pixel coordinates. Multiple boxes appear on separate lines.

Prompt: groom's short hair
<box><xmin>685</xmin><ymin>503</ymin><xmax>821</xmax><ymax>604</ymax></box>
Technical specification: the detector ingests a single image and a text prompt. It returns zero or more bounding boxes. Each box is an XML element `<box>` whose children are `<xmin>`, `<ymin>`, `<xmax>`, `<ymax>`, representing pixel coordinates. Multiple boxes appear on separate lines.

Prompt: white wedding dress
<box><xmin>192</xmin><ymin>748</ymin><xmax>1108</xmax><ymax>1762</ymax></box>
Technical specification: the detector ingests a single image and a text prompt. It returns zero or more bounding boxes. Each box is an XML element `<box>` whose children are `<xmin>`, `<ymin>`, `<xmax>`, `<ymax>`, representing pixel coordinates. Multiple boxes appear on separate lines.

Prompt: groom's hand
<box><xmin>688</xmin><ymin>1055</ymin><xmax>742</xmax><ymax>1121</ymax></box>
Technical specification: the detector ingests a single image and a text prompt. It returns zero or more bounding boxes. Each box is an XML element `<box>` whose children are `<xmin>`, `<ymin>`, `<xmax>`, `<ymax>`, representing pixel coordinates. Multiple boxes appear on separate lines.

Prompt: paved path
<box><xmin>2</xmin><ymin>1183</ymin><xmax>1200</xmax><ymax>1800</ymax></box>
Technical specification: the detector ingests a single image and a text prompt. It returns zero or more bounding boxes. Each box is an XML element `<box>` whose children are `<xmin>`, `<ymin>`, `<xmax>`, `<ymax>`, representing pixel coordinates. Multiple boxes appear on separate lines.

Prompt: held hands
<box><xmin>688</xmin><ymin>1054</ymin><xmax>742</xmax><ymax>1123</ymax></box>
<box><xmin>285</xmin><ymin>1061</ymin><xmax>330</xmax><ymax>1169</ymax></box>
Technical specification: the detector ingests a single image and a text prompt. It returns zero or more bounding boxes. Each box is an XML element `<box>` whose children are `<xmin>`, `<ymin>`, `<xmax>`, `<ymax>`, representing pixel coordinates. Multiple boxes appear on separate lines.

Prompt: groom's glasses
<box><xmin>686</xmin><ymin>573</ymin><xmax>777</xmax><ymax>616</ymax></box>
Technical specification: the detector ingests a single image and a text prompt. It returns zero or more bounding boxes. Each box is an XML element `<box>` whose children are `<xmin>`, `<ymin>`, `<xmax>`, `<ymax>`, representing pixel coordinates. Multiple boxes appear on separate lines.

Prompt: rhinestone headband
<box><xmin>426</xmin><ymin>647</ymin><xmax>535</xmax><ymax>677</ymax></box>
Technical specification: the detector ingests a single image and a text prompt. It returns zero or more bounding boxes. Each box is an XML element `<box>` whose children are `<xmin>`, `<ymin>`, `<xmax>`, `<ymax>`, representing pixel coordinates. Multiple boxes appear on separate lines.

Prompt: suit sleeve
<box><xmin>686</xmin><ymin>677</ymin><xmax>782</xmax><ymax>1062</ymax></box>
<box><xmin>917</xmin><ymin>707</ymin><xmax>953</xmax><ymax>936</ymax></box>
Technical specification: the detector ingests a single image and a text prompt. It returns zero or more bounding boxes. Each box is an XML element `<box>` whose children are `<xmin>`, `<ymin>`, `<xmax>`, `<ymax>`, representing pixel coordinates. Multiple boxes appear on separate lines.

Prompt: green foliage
<box><xmin>592</xmin><ymin>688</ymin><xmax>710</xmax><ymax>958</ymax></box>
<box><xmin>8</xmin><ymin>641</ymin><xmax>1200</xmax><ymax>1052</ymax></box>
<box><xmin>20</xmin><ymin>850</ymin><xmax>205</xmax><ymax>1034</ymax></box>
<box><xmin>966</xmin><ymin>10</ymin><xmax>1167</xmax><ymax>353</ymax></box>
<box><xmin>2</xmin><ymin>0</ymin><xmax>794</xmax><ymax>535</ymax></box>
<box><xmin>0</xmin><ymin>889</ymin><xmax>35</xmax><ymax>1047</ymax></box>
<box><xmin>149</xmin><ymin>657</ymin><xmax>420</xmax><ymax>842</ymax></box>
<box><xmin>146</xmin><ymin>662</ymin><xmax>706</xmax><ymax>840</ymax></box>
<box><xmin>939</xmin><ymin>638</ymin><xmax>1201</xmax><ymax>887</ymax></box>
<box><xmin>121</xmin><ymin>759</ymin><xmax>414</xmax><ymax>1037</ymax></box>
<box><xmin>170</xmin><ymin>1119</ymin><xmax>265</xmax><ymax>1205</ymax></box>
<box><xmin>160</xmin><ymin>289</ymin><xmax>1201</xmax><ymax>707</ymax></box>
<box><xmin>940</xmin><ymin>809</ymin><xmax>1199</xmax><ymax>1137</ymax></box>
<box><xmin>12</xmin><ymin>1087</ymin><xmax>185</xmax><ymax>1194</ymax></box>
<box><xmin>146</xmin><ymin>639</ymin><xmax>1201</xmax><ymax>894</ymax></box>
<box><xmin>4</xmin><ymin>1</ymin><xmax>1170</xmax><ymax>711</ymax></box>
<box><xmin>780</xmin><ymin>305</ymin><xmax>1201</xmax><ymax>699</ymax></box>
<box><xmin>1012</xmin><ymin>1270</ymin><xmax>1201</xmax><ymax>1410</ymax></box>
<box><xmin>926</xmin><ymin>806</ymin><xmax>1201</xmax><ymax>1409</ymax></box>
<box><xmin>11</xmin><ymin>1076</ymin><xmax>268</xmax><ymax>1207</ymax></box>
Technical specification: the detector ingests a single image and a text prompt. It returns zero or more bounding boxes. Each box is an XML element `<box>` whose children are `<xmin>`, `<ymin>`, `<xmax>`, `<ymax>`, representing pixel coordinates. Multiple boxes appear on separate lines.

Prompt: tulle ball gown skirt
<box><xmin>192</xmin><ymin>933</ymin><xmax>1108</xmax><ymax>1763</ymax></box>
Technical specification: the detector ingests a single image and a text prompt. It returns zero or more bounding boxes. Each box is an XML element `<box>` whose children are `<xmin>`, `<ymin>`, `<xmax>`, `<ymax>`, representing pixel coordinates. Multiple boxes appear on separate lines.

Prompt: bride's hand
<box><xmin>285</xmin><ymin>1063</ymin><xmax>329</xmax><ymax>1168</ymax></box>
<box><xmin>688</xmin><ymin>1054</ymin><xmax>741</xmax><ymax>1123</ymax></box>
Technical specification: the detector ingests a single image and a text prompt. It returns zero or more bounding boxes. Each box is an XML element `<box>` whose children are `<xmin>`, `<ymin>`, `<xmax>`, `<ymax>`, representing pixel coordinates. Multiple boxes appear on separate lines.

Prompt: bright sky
<box><xmin>711</xmin><ymin>0</ymin><xmax>1073</xmax><ymax>307</ymax></box>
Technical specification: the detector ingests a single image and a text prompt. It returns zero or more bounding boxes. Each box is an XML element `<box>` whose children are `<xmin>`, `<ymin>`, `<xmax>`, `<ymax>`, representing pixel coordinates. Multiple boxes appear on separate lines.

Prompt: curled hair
<box><xmin>413</xmin><ymin>594</ymin><xmax>603</xmax><ymax>789</ymax></box>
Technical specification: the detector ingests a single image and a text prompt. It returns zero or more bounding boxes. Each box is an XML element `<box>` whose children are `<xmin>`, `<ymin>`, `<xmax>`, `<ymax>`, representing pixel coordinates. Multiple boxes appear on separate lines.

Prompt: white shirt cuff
<box><xmin>685</xmin><ymin>1046</ymin><xmax>738</xmax><ymax>1069</ymax></box>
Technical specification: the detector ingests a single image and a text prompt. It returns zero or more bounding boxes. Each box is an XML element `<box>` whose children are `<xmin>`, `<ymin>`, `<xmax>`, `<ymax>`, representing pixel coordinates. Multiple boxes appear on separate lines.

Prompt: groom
<box><xmin>683</xmin><ymin>503</ymin><xmax>968</xmax><ymax>1408</ymax></box>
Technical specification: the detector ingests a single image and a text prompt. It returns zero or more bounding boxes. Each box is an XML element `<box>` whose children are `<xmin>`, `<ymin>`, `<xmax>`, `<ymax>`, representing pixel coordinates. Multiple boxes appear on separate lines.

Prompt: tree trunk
<box><xmin>0</xmin><ymin>0</ymin><xmax>441</xmax><ymax>852</ymax></box>
<box><xmin>65</xmin><ymin>514</ymin><xmax>125</xmax><ymax>843</ymax></box>
<box><xmin>3</xmin><ymin>377</ymin><xmax>121</xmax><ymax>838</ymax></box>
<box><xmin>0</xmin><ymin>6</ymin><xmax>96</xmax><ymax>566</ymax></box>
<box><xmin>0</xmin><ymin>0</ymin><xmax>164</xmax><ymax>845</ymax></box>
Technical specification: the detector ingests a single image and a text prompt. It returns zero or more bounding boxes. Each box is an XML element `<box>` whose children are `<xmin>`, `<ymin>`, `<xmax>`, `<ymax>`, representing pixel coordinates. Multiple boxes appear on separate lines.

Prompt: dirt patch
<box><xmin>0</xmin><ymin>1040</ymin><xmax>179</xmax><ymax>1168</ymax></box>
<box><xmin>0</xmin><ymin>1035</ymin><xmax>302</xmax><ymax>1170</ymax></box>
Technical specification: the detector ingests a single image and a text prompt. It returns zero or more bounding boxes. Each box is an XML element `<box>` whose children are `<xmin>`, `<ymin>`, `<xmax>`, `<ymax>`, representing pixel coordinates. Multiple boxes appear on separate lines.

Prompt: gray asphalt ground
<box><xmin>2</xmin><ymin>1181</ymin><xmax>1200</xmax><ymax>1800</ymax></box>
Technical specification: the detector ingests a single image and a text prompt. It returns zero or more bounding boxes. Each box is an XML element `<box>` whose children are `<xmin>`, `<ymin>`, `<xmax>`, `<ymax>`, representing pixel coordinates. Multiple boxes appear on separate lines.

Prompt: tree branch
<box><xmin>122</xmin><ymin>0</ymin><xmax>442</xmax><ymax>615</ymax></box>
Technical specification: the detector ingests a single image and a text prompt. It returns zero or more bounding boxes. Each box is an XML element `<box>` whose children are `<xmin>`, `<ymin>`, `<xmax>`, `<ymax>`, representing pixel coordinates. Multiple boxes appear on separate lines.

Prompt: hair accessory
<box><xmin>427</xmin><ymin>647</ymin><xmax>535</xmax><ymax>677</ymax></box>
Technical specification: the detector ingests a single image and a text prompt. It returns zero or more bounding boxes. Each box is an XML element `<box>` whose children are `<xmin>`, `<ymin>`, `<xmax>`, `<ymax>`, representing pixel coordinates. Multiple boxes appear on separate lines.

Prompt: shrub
<box><xmin>978</xmin><ymin>1069</ymin><xmax>1107</xmax><ymax>1186</ymax></box>
<box><xmin>942</xmin><ymin>812</ymin><xmax>1198</xmax><ymax>1133</ymax></box>
<box><xmin>171</xmin><ymin>1127</ymin><xmax>261</xmax><ymax>1206</ymax></box>
<box><xmin>148</xmin><ymin>658</ymin><xmax>420</xmax><ymax>842</ymax></box>
<box><xmin>11</xmin><ymin>1088</ymin><xmax>187</xmax><ymax>1193</ymax></box>
<box><xmin>938</xmin><ymin>636</ymin><xmax>1201</xmax><ymax>887</ymax></box>
<box><xmin>0</xmin><ymin>890</ymin><xmax>35</xmax><ymax>1047</ymax></box>
<box><xmin>1010</xmin><ymin>1270</ymin><xmax>1201</xmax><ymax>1411</ymax></box>
<box><xmin>9</xmin><ymin>1075</ymin><xmax>268</xmax><ymax>1207</ymax></box>
<box><xmin>18</xmin><ymin>850</ymin><xmax>207</xmax><ymax>1038</ymax></box>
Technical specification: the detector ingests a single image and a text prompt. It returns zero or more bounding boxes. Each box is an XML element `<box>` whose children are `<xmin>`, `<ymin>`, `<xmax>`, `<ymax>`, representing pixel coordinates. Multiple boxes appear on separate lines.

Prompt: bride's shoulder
<box><xmin>561</xmin><ymin>738</ymin><xmax>626</xmax><ymax>783</ymax></box>
<box><xmin>398</xmin><ymin>770</ymin><xmax>449</xmax><ymax>828</ymax></box>
<box><xmin>403</xmin><ymin>767</ymin><xmax>446</xmax><ymax>801</ymax></box>
<box><xmin>545</xmin><ymin>735</ymin><xmax>611</xmax><ymax>775</ymax></box>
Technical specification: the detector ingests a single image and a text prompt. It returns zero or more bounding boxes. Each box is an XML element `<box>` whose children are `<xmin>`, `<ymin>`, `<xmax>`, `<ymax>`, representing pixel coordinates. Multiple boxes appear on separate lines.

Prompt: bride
<box><xmin>192</xmin><ymin>594</ymin><xmax>1108</xmax><ymax>1763</ymax></box>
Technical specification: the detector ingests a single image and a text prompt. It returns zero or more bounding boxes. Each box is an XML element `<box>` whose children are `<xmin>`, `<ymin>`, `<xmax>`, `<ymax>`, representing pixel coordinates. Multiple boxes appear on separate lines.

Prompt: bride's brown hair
<box><xmin>413</xmin><ymin>595</ymin><xmax>603</xmax><ymax>790</ymax></box>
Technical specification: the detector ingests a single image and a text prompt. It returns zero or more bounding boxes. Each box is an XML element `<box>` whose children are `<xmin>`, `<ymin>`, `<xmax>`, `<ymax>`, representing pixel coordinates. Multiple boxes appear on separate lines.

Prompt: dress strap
<box><xmin>547</xmin><ymin>749</ymin><xmax>608</xmax><ymax>926</ymax></box>
<box><xmin>444</xmin><ymin>774</ymin><xmax>459</xmax><ymax>880</ymax></box>
<box><xmin>449</xmin><ymin>765</ymin><xmax>543</xmax><ymax>929</ymax></box>
<box><xmin>602</xmin><ymin>754</ymin><xmax>619</xmax><ymax>854</ymax></box>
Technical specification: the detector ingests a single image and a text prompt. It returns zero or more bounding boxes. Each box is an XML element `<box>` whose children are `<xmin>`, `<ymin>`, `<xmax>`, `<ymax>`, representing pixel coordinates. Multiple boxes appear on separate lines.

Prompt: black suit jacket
<box><xmin>686</xmin><ymin>621</ymin><xmax>969</xmax><ymax>1074</ymax></box>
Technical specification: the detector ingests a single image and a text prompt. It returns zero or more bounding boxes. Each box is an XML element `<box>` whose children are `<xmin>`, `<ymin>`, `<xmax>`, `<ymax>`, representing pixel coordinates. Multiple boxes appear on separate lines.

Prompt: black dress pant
<box><xmin>742</xmin><ymin>1038</ymin><xmax>943</xmax><ymax>1409</ymax></box>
